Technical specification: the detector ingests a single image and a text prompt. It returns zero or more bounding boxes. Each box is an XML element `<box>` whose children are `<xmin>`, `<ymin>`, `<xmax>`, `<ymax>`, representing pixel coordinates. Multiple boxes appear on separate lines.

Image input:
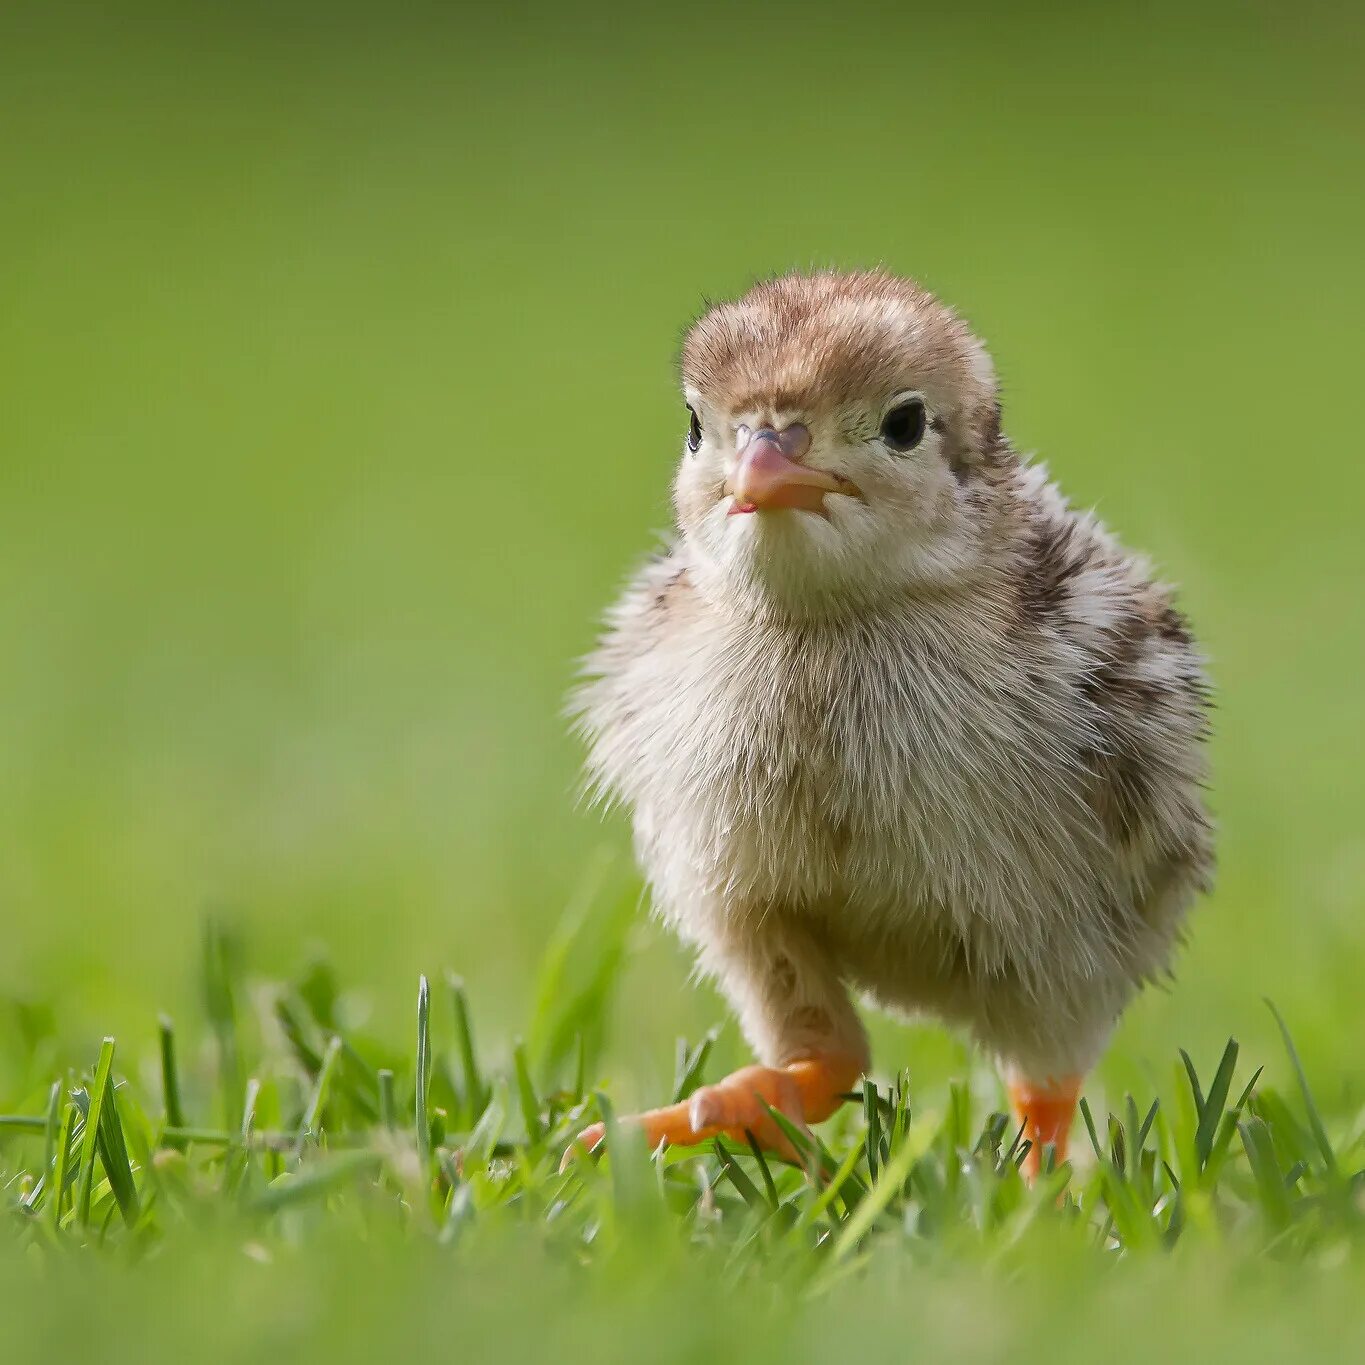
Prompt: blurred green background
<box><xmin>2</xmin><ymin>0</ymin><xmax>1363</xmax><ymax>1124</ymax></box>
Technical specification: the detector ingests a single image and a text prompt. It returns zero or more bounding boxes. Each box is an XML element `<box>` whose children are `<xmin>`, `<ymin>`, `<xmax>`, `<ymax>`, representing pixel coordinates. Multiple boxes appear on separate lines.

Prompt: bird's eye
<box><xmin>686</xmin><ymin>405</ymin><xmax>703</xmax><ymax>452</ymax></box>
<box><xmin>879</xmin><ymin>398</ymin><xmax>927</xmax><ymax>452</ymax></box>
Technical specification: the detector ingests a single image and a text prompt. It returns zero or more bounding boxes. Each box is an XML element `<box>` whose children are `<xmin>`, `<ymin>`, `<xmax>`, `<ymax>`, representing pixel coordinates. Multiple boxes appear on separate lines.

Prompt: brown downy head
<box><xmin>674</xmin><ymin>270</ymin><xmax>1012</xmax><ymax>617</ymax></box>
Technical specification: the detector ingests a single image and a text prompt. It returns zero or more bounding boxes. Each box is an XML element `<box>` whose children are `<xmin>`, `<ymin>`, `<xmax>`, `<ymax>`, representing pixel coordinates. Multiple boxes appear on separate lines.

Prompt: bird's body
<box><xmin>570</xmin><ymin>270</ymin><xmax>1212</xmax><ymax>1168</ymax></box>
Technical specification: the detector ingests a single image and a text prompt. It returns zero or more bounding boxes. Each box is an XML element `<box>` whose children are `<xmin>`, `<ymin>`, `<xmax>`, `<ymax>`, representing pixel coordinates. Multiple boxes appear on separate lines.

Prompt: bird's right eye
<box><xmin>686</xmin><ymin>406</ymin><xmax>703</xmax><ymax>452</ymax></box>
<box><xmin>879</xmin><ymin>397</ymin><xmax>927</xmax><ymax>452</ymax></box>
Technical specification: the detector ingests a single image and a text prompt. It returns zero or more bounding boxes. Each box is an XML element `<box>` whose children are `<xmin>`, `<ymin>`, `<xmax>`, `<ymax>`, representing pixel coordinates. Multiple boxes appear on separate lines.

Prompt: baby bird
<box><xmin>569</xmin><ymin>269</ymin><xmax>1212</xmax><ymax>1172</ymax></box>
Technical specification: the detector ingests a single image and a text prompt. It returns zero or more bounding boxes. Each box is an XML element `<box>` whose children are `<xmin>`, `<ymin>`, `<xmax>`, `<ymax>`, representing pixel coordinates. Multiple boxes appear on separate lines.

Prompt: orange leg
<box><xmin>1008</xmin><ymin>1073</ymin><xmax>1082</xmax><ymax>1177</ymax></box>
<box><xmin>561</xmin><ymin>1052</ymin><xmax>863</xmax><ymax>1169</ymax></box>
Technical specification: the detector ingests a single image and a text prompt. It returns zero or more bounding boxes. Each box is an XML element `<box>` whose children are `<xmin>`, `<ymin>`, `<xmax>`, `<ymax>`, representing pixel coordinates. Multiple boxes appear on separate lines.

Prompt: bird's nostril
<box><xmin>776</xmin><ymin>423</ymin><xmax>811</xmax><ymax>461</ymax></box>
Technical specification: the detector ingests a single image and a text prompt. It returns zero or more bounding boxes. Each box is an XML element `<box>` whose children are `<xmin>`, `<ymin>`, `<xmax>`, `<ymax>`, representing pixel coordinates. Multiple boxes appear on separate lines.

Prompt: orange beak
<box><xmin>725</xmin><ymin>425</ymin><xmax>858</xmax><ymax>515</ymax></box>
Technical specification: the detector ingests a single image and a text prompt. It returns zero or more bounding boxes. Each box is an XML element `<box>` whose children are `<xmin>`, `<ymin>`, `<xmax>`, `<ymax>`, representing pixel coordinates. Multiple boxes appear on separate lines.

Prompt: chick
<box><xmin>568</xmin><ymin>270</ymin><xmax>1212</xmax><ymax>1172</ymax></box>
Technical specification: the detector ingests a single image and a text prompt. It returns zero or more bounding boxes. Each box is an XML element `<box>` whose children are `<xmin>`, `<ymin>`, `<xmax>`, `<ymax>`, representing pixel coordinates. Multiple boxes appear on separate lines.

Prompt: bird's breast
<box><xmin>616</xmin><ymin>622</ymin><xmax>964</xmax><ymax>904</ymax></box>
<box><xmin>595</xmin><ymin>609</ymin><xmax>1123</xmax><ymax>972</ymax></box>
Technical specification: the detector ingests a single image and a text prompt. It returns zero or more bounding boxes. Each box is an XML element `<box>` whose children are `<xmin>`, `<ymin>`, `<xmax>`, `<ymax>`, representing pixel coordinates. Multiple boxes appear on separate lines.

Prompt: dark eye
<box><xmin>686</xmin><ymin>405</ymin><xmax>703</xmax><ymax>452</ymax></box>
<box><xmin>879</xmin><ymin>398</ymin><xmax>926</xmax><ymax>452</ymax></box>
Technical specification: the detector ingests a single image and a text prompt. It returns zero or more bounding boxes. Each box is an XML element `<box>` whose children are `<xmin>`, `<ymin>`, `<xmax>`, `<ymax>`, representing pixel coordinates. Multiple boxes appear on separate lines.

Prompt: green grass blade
<box><xmin>671</xmin><ymin>1030</ymin><xmax>717</xmax><ymax>1103</ymax></box>
<box><xmin>466</xmin><ymin>1081</ymin><xmax>506</xmax><ymax>1162</ymax></box>
<box><xmin>18</xmin><ymin>1081</ymin><xmax>64</xmax><ymax>1212</ymax></box>
<box><xmin>75</xmin><ymin>1039</ymin><xmax>117</xmax><ymax>1227</ymax></box>
<box><xmin>447</xmin><ymin>973</ymin><xmax>485</xmax><ymax>1124</ymax></box>
<box><xmin>1206</xmin><ymin>1066</ymin><xmax>1264</xmax><ymax>1175</ymax></box>
<box><xmin>95</xmin><ymin>1073</ymin><xmax>141</xmax><ymax>1226</ymax></box>
<box><xmin>48</xmin><ymin>1099</ymin><xmax>79</xmax><ymax>1229</ymax></box>
<box><xmin>241</xmin><ymin>1077</ymin><xmax>262</xmax><ymax>1141</ymax></box>
<box><xmin>1179</xmin><ymin>1048</ymin><xmax>1206</xmax><ymax>1121</ymax></box>
<box><xmin>795</xmin><ymin>1137</ymin><xmax>866</xmax><ymax>1234</ymax></box>
<box><xmin>712</xmin><ymin>1139</ymin><xmax>765</xmax><ymax>1210</ymax></box>
<box><xmin>274</xmin><ymin>994</ymin><xmax>325</xmax><ymax>1075</ymax></box>
<box><xmin>43</xmin><ymin>1078</ymin><xmax>61</xmax><ymax>1160</ymax></box>
<box><xmin>1134</xmin><ymin>1097</ymin><xmax>1161</xmax><ymax>1155</ymax></box>
<box><xmin>1195</xmin><ymin>1039</ymin><xmax>1239</xmax><ymax>1167</ymax></box>
<box><xmin>1239</xmin><ymin>1117</ymin><xmax>1292</xmax><ymax>1229</ymax></box>
<box><xmin>744</xmin><ymin>1132</ymin><xmax>780</xmax><ymax>1211</ymax></box>
<box><xmin>202</xmin><ymin>918</ymin><xmax>243</xmax><ymax>1129</ymax></box>
<box><xmin>0</xmin><ymin>1114</ymin><xmax>49</xmax><ymax>1134</ymax></box>
<box><xmin>377</xmin><ymin>1069</ymin><xmax>397</xmax><ymax>1132</ymax></box>
<box><xmin>157</xmin><ymin>1015</ymin><xmax>188</xmax><ymax>1152</ymax></box>
<box><xmin>513</xmin><ymin>1039</ymin><xmax>542</xmax><ymax>1145</ymax></box>
<box><xmin>336</xmin><ymin>1042</ymin><xmax>381</xmax><ymax>1120</ymax></box>
<box><xmin>1249</xmin><ymin>1086</ymin><xmax>1316</xmax><ymax>1168</ymax></box>
<box><xmin>759</xmin><ymin>1102</ymin><xmax>822</xmax><ymax>1182</ymax></box>
<box><xmin>416</xmin><ymin>976</ymin><xmax>432</xmax><ymax>1168</ymax></box>
<box><xmin>297</xmin><ymin>1037</ymin><xmax>343</xmax><ymax>1152</ymax></box>
<box><xmin>863</xmin><ymin>1079</ymin><xmax>882</xmax><ymax>1183</ymax></box>
<box><xmin>1266</xmin><ymin>1000</ymin><xmax>1338</xmax><ymax>1177</ymax></box>
<box><xmin>1078</xmin><ymin>1095</ymin><xmax>1104</xmax><ymax>1162</ymax></box>
<box><xmin>892</xmin><ymin>1069</ymin><xmax>912</xmax><ymax>1145</ymax></box>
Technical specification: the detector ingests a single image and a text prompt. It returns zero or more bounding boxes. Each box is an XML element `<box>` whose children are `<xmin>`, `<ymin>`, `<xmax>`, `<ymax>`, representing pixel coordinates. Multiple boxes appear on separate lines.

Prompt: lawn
<box><xmin>2</xmin><ymin>2</ymin><xmax>1364</xmax><ymax>1358</ymax></box>
<box><xmin>3</xmin><ymin>921</ymin><xmax>1364</xmax><ymax>1363</ymax></box>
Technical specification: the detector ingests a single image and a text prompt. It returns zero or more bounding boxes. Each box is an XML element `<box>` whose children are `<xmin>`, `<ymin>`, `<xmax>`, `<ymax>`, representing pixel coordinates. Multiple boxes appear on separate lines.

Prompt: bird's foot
<box><xmin>561</xmin><ymin>1053</ymin><xmax>863</xmax><ymax>1171</ymax></box>
<box><xmin>1008</xmin><ymin>1073</ymin><xmax>1082</xmax><ymax>1177</ymax></box>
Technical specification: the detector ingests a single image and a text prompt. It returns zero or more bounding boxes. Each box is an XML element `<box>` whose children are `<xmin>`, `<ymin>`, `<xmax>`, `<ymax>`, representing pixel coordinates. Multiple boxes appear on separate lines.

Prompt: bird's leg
<box><xmin>563</xmin><ymin>920</ymin><xmax>867</xmax><ymax>1167</ymax></box>
<box><xmin>1007</xmin><ymin>1071</ymin><xmax>1083</xmax><ymax>1176</ymax></box>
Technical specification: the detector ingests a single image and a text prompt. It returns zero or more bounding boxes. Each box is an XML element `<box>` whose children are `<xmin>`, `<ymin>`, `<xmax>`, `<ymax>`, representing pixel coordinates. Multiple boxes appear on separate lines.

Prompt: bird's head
<box><xmin>674</xmin><ymin>270</ymin><xmax>1010</xmax><ymax>617</ymax></box>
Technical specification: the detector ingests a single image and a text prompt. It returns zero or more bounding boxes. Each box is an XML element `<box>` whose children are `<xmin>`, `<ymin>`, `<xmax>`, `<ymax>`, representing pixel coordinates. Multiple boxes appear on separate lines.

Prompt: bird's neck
<box><xmin>692</xmin><ymin>567</ymin><xmax>1013</xmax><ymax>652</ymax></box>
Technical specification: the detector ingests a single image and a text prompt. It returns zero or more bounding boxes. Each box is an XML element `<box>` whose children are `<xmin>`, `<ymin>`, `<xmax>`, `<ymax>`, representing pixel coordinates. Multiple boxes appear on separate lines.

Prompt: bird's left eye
<box><xmin>686</xmin><ymin>406</ymin><xmax>703</xmax><ymax>452</ymax></box>
<box><xmin>880</xmin><ymin>398</ymin><xmax>926</xmax><ymax>452</ymax></box>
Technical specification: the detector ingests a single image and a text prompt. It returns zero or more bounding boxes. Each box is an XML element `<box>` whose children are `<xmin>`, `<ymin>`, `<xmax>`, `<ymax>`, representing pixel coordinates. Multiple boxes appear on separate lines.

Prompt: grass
<box><xmin>4</xmin><ymin>915</ymin><xmax>1364</xmax><ymax>1363</ymax></box>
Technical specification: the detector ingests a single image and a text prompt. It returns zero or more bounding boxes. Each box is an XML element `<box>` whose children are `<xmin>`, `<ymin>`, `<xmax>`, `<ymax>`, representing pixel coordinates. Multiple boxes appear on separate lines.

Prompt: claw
<box><xmin>558</xmin><ymin>1121</ymin><xmax>606</xmax><ymax>1172</ymax></box>
<box><xmin>687</xmin><ymin>1088</ymin><xmax>722</xmax><ymax>1132</ymax></box>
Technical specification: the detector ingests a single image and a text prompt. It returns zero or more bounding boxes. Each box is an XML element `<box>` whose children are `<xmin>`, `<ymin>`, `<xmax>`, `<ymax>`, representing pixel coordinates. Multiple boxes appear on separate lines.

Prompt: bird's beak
<box><xmin>725</xmin><ymin>424</ymin><xmax>857</xmax><ymax>515</ymax></box>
